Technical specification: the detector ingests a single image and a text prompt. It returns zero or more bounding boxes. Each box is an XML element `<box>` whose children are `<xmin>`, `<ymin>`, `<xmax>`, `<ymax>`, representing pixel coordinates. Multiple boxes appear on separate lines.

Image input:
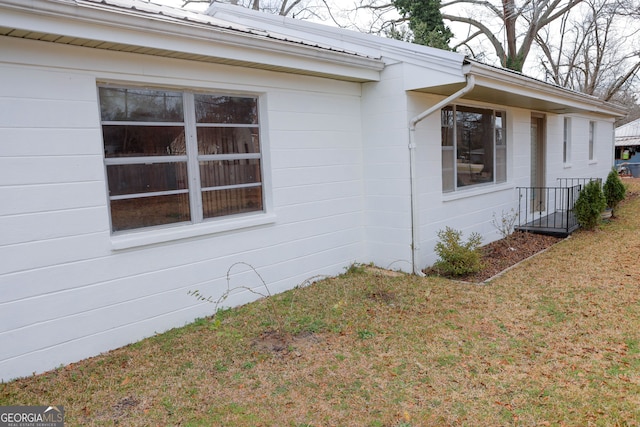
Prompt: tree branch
<box><xmin>281</xmin><ymin>0</ymin><xmax>304</xmax><ymax>16</ymax></box>
<box><xmin>604</xmin><ymin>60</ymin><xmax>640</xmax><ymax>101</ymax></box>
<box><xmin>442</xmin><ymin>13</ymin><xmax>506</xmax><ymax>64</ymax></box>
<box><xmin>441</xmin><ymin>0</ymin><xmax>503</xmax><ymax>18</ymax></box>
<box><xmin>539</xmin><ymin>0</ymin><xmax>583</xmax><ymax>27</ymax></box>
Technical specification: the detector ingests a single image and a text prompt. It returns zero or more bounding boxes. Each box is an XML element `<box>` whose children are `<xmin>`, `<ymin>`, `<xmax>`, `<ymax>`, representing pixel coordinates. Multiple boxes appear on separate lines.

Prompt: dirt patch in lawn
<box><xmin>251</xmin><ymin>330</ymin><xmax>320</xmax><ymax>355</ymax></box>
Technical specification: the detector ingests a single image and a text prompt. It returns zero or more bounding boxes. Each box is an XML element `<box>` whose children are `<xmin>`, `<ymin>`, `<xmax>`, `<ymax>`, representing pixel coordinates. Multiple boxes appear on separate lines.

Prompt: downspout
<box><xmin>408</xmin><ymin>74</ymin><xmax>475</xmax><ymax>276</ymax></box>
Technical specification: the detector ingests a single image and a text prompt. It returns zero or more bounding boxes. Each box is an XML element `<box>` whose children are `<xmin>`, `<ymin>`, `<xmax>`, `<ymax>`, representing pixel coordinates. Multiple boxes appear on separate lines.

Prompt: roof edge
<box><xmin>466</xmin><ymin>60</ymin><xmax>627</xmax><ymax>117</ymax></box>
<box><xmin>0</xmin><ymin>0</ymin><xmax>384</xmax><ymax>81</ymax></box>
<box><xmin>206</xmin><ymin>2</ymin><xmax>465</xmax><ymax>72</ymax></box>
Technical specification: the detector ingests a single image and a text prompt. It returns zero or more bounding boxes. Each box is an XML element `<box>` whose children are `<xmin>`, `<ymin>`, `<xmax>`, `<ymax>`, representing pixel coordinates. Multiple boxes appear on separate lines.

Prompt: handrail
<box><xmin>557</xmin><ymin>177</ymin><xmax>601</xmax><ymax>188</ymax></box>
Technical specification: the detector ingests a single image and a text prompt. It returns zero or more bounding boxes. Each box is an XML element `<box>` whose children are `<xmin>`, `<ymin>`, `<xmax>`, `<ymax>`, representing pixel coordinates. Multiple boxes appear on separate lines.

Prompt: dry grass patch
<box><xmin>2</xmin><ymin>180</ymin><xmax>640</xmax><ymax>426</ymax></box>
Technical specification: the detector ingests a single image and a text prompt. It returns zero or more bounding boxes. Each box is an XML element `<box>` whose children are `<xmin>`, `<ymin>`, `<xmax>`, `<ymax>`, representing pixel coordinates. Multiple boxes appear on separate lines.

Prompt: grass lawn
<box><xmin>2</xmin><ymin>180</ymin><xmax>640</xmax><ymax>426</ymax></box>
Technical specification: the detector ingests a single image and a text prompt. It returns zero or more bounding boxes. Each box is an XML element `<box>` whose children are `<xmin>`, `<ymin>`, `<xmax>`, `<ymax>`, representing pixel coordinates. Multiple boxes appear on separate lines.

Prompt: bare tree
<box><xmin>342</xmin><ymin>0</ymin><xmax>638</xmax><ymax>103</ymax></box>
<box><xmin>437</xmin><ymin>0</ymin><xmax>584</xmax><ymax>71</ymax></box>
<box><xmin>536</xmin><ymin>0</ymin><xmax>640</xmax><ymax>101</ymax></box>
<box><xmin>183</xmin><ymin>0</ymin><xmax>328</xmax><ymax>18</ymax></box>
<box><xmin>336</xmin><ymin>1</ymin><xmax>585</xmax><ymax>71</ymax></box>
<box><xmin>179</xmin><ymin>0</ymin><xmax>639</xmax><ymax>105</ymax></box>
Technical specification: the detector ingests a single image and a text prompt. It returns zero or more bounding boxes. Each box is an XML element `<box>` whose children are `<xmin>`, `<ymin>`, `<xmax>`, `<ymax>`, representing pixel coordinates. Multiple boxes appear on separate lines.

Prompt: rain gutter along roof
<box><xmin>464</xmin><ymin>60</ymin><xmax>627</xmax><ymax>117</ymax></box>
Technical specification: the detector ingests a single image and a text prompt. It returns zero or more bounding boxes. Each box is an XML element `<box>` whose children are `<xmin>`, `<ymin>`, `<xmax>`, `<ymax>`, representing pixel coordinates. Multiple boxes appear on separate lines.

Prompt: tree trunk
<box><xmin>502</xmin><ymin>0</ymin><xmax>521</xmax><ymax>70</ymax></box>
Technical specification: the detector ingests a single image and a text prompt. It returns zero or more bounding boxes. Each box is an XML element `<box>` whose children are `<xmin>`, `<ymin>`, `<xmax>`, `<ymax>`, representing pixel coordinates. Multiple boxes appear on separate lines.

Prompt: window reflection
<box><xmin>441</xmin><ymin>105</ymin><xmax>506</xmax><ymax>191</ymax></box>
<box><xmin>195</xmin><ymin>95</ymin><xmax>258</xmax><ymax>124</ymax></box>
<box><xmin>99</xmin><ymin>87</ymin><xmax>183</xmax><ymax>122</ymax></box>
<box><xmin>102</xmin><ymin>126</ymin><xmax>186</xmax><ymax>157</ymax></box>
<box><xmin>197</xmin><ymin>128</ymin><xmax>259</xmax><ymax>155</ymax></box>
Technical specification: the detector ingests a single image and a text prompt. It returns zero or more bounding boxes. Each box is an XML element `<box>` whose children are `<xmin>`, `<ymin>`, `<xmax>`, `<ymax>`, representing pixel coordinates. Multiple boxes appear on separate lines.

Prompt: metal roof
<box><xmin>0</xmin><ymin>0</ymin><xmax>629</xmax><ymax>119</ymax></box>
<box><xmin>616</xmin><ymin>118</ymin><xmax>640</xmax><ymax>146</ymax></box>
<box><xmin>85</xmin><ymin>0</ymin><xmax>374</xmax><ymax>59</ymax></box>
<box><xmin>0</xmin><ymin>0</ymin><xmax>383</xmax><ymax>82</ymax></box>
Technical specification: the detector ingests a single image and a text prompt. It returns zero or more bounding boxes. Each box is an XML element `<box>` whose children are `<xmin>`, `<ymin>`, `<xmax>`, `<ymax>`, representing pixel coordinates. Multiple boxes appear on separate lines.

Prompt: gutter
<box><xmin>466</xmin><ymin>60</ymin><xmax>626</xmax><ymax>117</ymax></box>
<box><xmin>408</xmin><ymin>73</ymin><xmax>475</xmax><ymax>276</ymax></box>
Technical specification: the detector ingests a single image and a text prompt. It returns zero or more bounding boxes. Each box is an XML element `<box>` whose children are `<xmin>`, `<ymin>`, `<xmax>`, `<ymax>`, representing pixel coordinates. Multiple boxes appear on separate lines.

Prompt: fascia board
<box><xmin>401</xmin><ymin>61</ymin><xmax>466</xmax><ymax>91</ymax></box>
<box><xmin>468</xmin><ymin>62</ymin><xmax>627</xmax><ymax>117</ymax></box>
<box><xmin>0</xmin><ymin>0</ymin><xmax>384</xmax><ymax>81</ymax></box>
<box><xmin>615</xmin><ymin>137</ymin><xmax>640</xmax><ymax>146</ymax></box>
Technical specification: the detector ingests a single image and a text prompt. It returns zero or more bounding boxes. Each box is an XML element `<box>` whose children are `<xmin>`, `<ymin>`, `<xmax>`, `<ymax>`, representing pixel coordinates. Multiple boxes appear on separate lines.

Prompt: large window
<box><xmin>441</xmin><ymin>105</ymin><xmax>506</xmax><ymax>192</ymax></box>
<box><xmin>99</xmin><ymin>86</ymin><xmax>263</xmax><ymax>233</ymax></box>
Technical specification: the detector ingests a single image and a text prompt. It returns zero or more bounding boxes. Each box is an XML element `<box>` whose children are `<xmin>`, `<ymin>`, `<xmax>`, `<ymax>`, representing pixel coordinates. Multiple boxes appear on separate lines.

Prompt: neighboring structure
<box><xmin>0</xmin><ymin>0</ymin><xmax>625</xmax><ymax>381</ymax></box>
<box><xmin>615</xmin><ymin>118</ymin><xmax>640</xmax><ymax>176</ymax></box>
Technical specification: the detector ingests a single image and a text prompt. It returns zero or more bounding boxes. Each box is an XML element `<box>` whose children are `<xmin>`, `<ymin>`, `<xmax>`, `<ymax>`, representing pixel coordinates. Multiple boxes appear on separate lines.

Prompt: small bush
<box><xmin>603</xmin><ymin>167</ymin><xmax>626</xmax><ymax>217</ymax></box>
<box><xmin>491</xmin><ymin>208</ymin><xmax>517</xmax><ymax>247</ymax></box>
<box><xmin>433</xmin><ymin>226</ymin><xmax>483</xmax><ymax>277</ymax></box>
<box><xmin>574</xmin><ymin>180</ymin><xmax>606</xmax><ymax>230</ymax></box>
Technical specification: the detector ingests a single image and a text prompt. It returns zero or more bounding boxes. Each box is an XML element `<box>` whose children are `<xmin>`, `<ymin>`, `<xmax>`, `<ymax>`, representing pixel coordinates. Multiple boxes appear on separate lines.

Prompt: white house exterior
<box><xmin>0</xmin><ymin>0</ymin><xmax>625</xmax><ymax>381</ymax></box>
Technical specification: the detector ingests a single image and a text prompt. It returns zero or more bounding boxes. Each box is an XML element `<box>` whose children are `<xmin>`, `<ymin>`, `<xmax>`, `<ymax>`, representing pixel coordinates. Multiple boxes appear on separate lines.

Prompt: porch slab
<box><xmin>515</xmin><ymin>211</ymin><xmax>579</xmax><ymax>237</ymax></box>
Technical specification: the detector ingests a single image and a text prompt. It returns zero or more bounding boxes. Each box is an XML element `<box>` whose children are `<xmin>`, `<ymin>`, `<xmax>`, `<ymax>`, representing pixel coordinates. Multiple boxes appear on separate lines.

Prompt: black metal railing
<box><xmin>555</xmin><ymin>178</ymin><xmax>602</xmax><ymax>217</ymax></box>
<box><xmin>516</xmin><ymin>185</ymin><xmax>582</xmax><ymax>235</ymax></box>
<box><xmin>556</xmin><ymin>177</ymin><xmax>602</xmax><ymax>188</ymax></box>
<box><xmin>516</xmin><ymin>177</ymin><xmax>602</xmax><ymax>236</ymax></box>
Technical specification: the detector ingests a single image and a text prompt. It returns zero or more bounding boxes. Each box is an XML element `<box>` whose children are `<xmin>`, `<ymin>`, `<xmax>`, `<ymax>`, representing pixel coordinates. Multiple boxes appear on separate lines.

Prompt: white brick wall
<box><xmin>0</xmin><ymin>37</ymin><xmax>366</xmax><ymax>381</ymax></box>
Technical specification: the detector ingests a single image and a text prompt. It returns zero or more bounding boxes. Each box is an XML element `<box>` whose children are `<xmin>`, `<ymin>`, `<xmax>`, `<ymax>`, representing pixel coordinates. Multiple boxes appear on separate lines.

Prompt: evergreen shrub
<box><xmin>574</xmin><ymin>180</ymin><xmax>606</xmax><ymax>230</ymax></box>
<box><xmin>433</xmin><ymin>226</ymin><xmax>483</xmax><ymax>276</ymax></box>
<box><xmin>603</xmin><ymin>167</ymin><xmax>626</xmax><ymax>217</ymax></box>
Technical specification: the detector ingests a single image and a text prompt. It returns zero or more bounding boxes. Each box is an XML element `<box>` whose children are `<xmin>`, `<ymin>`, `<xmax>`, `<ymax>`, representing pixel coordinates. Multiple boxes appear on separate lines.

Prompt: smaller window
<box><xmin>589</xmin><ymin>121</ymin><xmax>596</xmax><ymax>161</ymax></box>
<box><xmin>563</xmin><ymin>117</ymin><xmax>571</xmax><ymax>164</ymax></box>
<box><xmin>441</xmin><ymin>105</ymin><xmax>506</xmax><ymax>192</ymax></box>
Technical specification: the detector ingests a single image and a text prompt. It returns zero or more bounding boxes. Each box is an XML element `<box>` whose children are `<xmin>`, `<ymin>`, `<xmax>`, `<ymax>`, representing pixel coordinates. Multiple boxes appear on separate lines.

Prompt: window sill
<box><xmin>110</xmin><ymin>212</ymin><xmax>276</xmax><ymax>250</ymax></box>
<box><xmin>442</xmin><ymin>182</ymin><xmax>513</xmax><ymax>202</ymax></box>
<box><xmin>588</xmin><ymin>160</ymin><xmax>598</xmax><ymax>165</ymax></box>
<box><xmin>563</xmin><ymin>163</ymin><xmax>573</xmax><ymax>169</ymax></box>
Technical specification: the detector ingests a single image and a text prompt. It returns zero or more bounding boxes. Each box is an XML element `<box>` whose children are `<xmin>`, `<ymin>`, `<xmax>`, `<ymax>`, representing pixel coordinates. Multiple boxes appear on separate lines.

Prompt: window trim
<box><xmin>98</xmin><ymin>83</ymin><xmax>273</xmax><ymax>247</ymax></box>
<box><xmin>441</xmin><ymin>181</ymin><xmax>514</xmax><ymax>202</ymax></box>
<box><xmin>110</xmin><ymin>212</ymin><xmax>277</xmax><ymax>250</ymax></box>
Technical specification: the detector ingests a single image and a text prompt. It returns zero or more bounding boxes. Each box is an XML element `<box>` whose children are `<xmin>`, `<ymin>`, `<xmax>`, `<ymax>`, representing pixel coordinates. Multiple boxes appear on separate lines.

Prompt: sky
<box><xmin>139</xmin><ymin>0</ymin><xmax>397</xmax><ymax>29</ymax></box>
<box><xmin>153</xmin><ymin>0</ymin><xmax>208</xmax><ymax>9</ymax></box>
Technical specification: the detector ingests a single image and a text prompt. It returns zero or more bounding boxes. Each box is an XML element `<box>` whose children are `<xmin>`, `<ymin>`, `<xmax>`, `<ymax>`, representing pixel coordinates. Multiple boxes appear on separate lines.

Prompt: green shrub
<box><xmin>603</xmin><ymin>167</ymin><xmax>626</xmax><ymax>217</ymax></box>
<box><xmin>574</xmin><ymin>180</ymin><xmax>606</xmax><ymax>230</ymax></box>
<box><xmin>433</xmin><ymin>226</ymin><xmax>483</xmax><ymax>276</ymax></box>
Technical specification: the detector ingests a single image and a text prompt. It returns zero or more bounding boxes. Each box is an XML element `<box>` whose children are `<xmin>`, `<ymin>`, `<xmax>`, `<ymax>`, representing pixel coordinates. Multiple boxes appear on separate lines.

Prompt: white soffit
<box><xmin>411</xmin><ymin>60</ymin><xmax>626</xmax><ymax>117</ymax></box>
